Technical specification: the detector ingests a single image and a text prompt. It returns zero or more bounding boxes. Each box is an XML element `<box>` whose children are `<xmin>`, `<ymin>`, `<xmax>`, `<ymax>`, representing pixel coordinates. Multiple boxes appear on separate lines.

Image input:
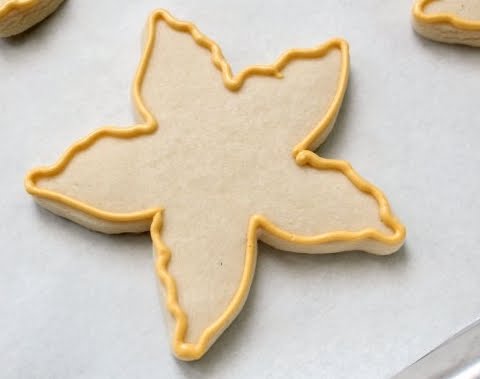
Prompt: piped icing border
<box><xmin>0</xmin><ymin>0</ymin><xmax>37</xmax><ymax>18</ymax></box>
<box><xmin>25</xmin><ymin>9</ymin><xmax>406</xmax><ymax>360</ymax></box>
<box><xmin>413</xmin><ymin>0</ymin><xmax>480</xmax><ymax>30</ymax></box>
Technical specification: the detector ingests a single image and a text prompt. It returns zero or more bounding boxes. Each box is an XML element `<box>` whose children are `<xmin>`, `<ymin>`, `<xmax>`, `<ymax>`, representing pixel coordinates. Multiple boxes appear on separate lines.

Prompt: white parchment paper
<box><xmin>1</xmin><ymin>1</ymin><xmax>479</xmax><ymax>378</ymax></box>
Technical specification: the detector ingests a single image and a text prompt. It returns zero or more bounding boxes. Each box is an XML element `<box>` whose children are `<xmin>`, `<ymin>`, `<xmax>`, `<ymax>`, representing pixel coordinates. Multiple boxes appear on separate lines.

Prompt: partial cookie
<box><xmin>0</xmin><ymin>0</ymin><xmax>64</xmax><ymax>37</ymax></box>
<box><xmin>413</xmin><ymin>0</ymin><xmax>480</xmax><ymax>46</ymax></box>
<box><xmin>25</xmin><ymin>10</ymin><xmax>406</xmax><ymax>360</ymax></box>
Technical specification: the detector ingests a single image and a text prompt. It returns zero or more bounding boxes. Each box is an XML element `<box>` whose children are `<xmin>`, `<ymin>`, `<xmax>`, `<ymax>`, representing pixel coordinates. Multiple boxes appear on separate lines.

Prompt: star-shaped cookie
<box><xmin>25</xmin><ymin>10</ymin><xmax>406</xmax><ymax>360</ymax></box>
<box><xmin>413</xmin><ymin>0</ymin><xmax>480</xmax><ymax>46</ymax></box>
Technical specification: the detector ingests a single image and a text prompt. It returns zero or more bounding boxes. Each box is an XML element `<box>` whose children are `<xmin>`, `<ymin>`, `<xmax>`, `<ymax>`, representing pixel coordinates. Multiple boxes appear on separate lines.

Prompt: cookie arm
<box><xmin>257</xmin><ymin>151</ymin><xmax>405</xmax><ymax>256</ymax></box>
<box><xmin>25</xmin><ymin>121</ymin><xmax>162</xmax><ymax>234</ymax></box>
<box><xmin>151</xmin><ymin>212</ymin><xmax>258</xmax><ymax>360</ymax></box>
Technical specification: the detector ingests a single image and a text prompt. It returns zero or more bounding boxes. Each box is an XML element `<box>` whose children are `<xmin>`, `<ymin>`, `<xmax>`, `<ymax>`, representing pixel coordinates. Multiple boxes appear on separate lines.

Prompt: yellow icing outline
<box><xmin>25</xmin><ymin>9</ymin><xmax>406</xmax><ymax>360</ymax></box>
<box><xmin>413</xmin><ymin>0</ymin><xmax>480</xmax><ymax>30</ymax></box>
<box><xmin>0</xmin><ymin>0</ymin><xmax>37</xmax><ymax>18</ymax></box>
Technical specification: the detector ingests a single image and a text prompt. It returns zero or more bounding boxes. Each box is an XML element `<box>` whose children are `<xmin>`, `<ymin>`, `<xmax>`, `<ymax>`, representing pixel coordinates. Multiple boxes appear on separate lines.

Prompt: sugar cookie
<box><xmin>413</xmin><ymin>0</ymin><xmax>480</xmax><ymax>46</ymax></box>
<box><xmin>25</xmin><ymin>10</ymin><xmax>406</xmax><ymax>360</ymax></box>
<box><xmin>0</xmin><ymin>0</ymin><xmax>64</xmax><ymax>37</ymax></box>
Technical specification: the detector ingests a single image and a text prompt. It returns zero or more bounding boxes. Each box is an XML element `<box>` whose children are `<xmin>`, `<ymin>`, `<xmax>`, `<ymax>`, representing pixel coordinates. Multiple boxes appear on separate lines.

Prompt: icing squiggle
<box><xmin>0</xmin><ymin>0</ymin><xmax>38</xmax><ymax>18</ymax></box>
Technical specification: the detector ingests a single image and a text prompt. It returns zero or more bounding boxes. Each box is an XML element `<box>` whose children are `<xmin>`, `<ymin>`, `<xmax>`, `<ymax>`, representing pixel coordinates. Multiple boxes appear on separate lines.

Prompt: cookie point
<box><xmin>295</xmin><ymin>151</ymin><xmax>309</xmax><ymax>165</ymax></box>
<box><xmin>173</xmin><ymin>342</ymin><xmax>205</xmax><ymax>361</ymax></box>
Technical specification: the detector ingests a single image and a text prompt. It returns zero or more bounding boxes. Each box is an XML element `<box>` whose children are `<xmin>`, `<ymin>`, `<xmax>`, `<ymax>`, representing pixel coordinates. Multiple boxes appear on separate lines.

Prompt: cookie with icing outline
<box><xmin>0</xmin><ymin>0</ymin><xmax>64</xmax><ymax>37</ymax></box>
<box><xmin>413</xmin><ymin>0</ymin><xmax>480</xmax><ymax>46</ymax></box>
<box><xmin>25</xmin><ymin>9</ymin><xmax>406</xmax><ymax>360</ymax></box>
